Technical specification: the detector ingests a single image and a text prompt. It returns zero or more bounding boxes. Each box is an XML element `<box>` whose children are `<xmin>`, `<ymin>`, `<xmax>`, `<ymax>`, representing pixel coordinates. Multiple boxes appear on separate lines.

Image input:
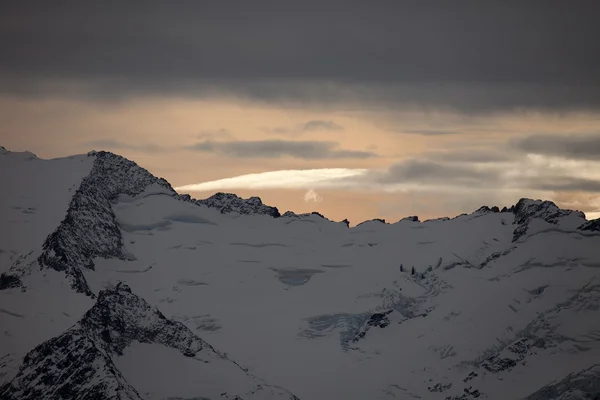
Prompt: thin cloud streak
<box><xmin>175</xmin><ymin>168</ymin><xmax>370</xmax><ymax>192</ymax></box>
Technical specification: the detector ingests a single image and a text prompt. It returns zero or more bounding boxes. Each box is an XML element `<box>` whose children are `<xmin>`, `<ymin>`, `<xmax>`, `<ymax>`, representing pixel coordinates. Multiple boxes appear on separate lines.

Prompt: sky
<box><xmin>1</xmin><ymin>1</ymin><xmax>600</xmax><ymax>225</ymax></box>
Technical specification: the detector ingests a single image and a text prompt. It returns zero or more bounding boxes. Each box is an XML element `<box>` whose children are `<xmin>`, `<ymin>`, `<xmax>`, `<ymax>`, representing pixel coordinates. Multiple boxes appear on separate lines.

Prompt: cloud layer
<box><xmin>187</xmin><ymin>139</ymin><xmax>376</xmax><ymax>159</ymax></box>
<box><xmin>513</xmin><ymin>133</ymin><xmax>600</xmax><ymax>160</ymax></box>
<box><xmin>2</xmin><ymin>2</ymin><xmax>599</xmax><ymax>112</ymax></box>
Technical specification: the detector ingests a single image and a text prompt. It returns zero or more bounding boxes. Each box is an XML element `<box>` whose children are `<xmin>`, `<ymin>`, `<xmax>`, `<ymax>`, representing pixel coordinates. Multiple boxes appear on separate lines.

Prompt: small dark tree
<box><xmin>400</xmin><ymin>264</ymin><xmax>403</xmax><ymax>272</ymax></box>
<box><xmin>411</xmin><ymin>266</ymin><xmax>415</xmax><ymax>275</ymax></box>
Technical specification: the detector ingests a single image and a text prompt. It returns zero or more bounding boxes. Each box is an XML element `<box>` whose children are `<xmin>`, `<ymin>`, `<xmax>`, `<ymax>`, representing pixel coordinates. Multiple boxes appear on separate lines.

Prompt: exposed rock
<box><xmin>352</xmin><ymin>310</ymin><xmax>393</xmax><ymax>342</ymax></box>
<box><xmin>0</xmin><ymin>283</ymin><xmax>299</xmax><ymax>400</ymax></box>
<box><xmin>192</xmin><ymin>192</ymin><xmax>281</xmax><ymax>217</ymax></box>
<box><xmin>3</xmin><ymin>151</ymin><xmax>176</xmax><ymax>296</ymax></box>
<box><xmin>578</xmin><ymin>218</ymin><xmax>600</xmax><ymax>232</ymax></box>
<box><xmin>400</xmin><ymin>215</ymin><xmax>420</xmax><ymax>222</ymax></box>
<box><xmin>474</xmin><ymin>206</ymin><xmax>499</xmax><ymax>214</ymax></box>
<box><xmin>0</xmin><ymin>274</ymin><xmax>22</xmax><ymax>290</ymax></box>
<box><xmin>481</xmin><ymin>337</ymin><xmax>546</xmax><ymax>373</ymax></box>
<box><xmin>429</xmin><ymin>383</ymin><xmax>452</xmax><ymax>393</ymax></box>
<box><xmin>511</xmin><ymin>198</ymin><xmax>585</xmax><ymax>242</ymax></box>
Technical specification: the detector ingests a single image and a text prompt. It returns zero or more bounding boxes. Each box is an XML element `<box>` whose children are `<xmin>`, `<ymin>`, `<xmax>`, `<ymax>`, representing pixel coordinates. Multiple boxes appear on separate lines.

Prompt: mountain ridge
<box><xmin>2</xmin><ymin>146</ymin><xmax>600</xmax><ymax>399</ymax></box>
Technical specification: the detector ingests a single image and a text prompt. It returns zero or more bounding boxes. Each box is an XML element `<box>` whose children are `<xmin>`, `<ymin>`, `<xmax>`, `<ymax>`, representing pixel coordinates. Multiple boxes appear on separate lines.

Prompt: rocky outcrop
<box><xmin>475</xmin><ymin>206</ymin><xmax>500</xmax><ymax>213</ymax></box>
<box><xmin>400</xmin><ymin>215</ymin><xmax>420</xmax><ymax>222</ymax></box>
<box><xmin>0</xmin><ymin>283</ymin><xmax>299</xmax><ymax>400</ymax></box>
<box><xmin>352</xmin><ymin>310</ymin><xmax>393</xmax><ymax>342</ymax></box>
<box><xmin>511</xmin><ymin>198</ymin><xmax>585</xmax><ymax>242</ymax></box>
<box><xmin>188</xmin><ymin>192</ymin><xmax>281</xmax><ymax>217</ymax></box>
<box><xmin>578</xmin><ymin>218</ymin><xmax>600</xmax><ymax>232</ymax></box>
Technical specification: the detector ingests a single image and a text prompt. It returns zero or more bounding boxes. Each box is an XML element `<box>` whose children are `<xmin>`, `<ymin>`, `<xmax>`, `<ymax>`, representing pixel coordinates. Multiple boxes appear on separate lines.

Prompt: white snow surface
<box><xmin>0</xmin><ymin>150</ymin><xmax>93</xmax><ymax>272</ymax></box>
<box><xmin>1</xmin><ymin>148</ymin><xmax>600</xmax><ymax>399</ymax></box>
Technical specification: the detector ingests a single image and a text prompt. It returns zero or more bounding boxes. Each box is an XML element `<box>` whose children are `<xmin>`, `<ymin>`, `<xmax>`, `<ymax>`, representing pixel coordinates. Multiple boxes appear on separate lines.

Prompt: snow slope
<box><xmin>1</xmin><ymin>147</ymin><xmax>600</xmax><ymax>399</ymax></box>
<box><xmin>0</xmin><ymin>148</ymin><xmax>94</xmax><ymax>274</ymax></box>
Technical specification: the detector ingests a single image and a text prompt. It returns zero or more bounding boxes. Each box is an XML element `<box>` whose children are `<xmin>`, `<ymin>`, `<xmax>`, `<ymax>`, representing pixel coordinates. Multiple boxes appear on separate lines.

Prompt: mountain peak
<box><xmin>186</xmin><ymin>192</ymin><xmax>281</xmax><ymax>217</ymax></box>
<box><xmin>1</xmin><ymin>284</ymin><xmax>299</xmax><ymax>400</ymax></box>
<box><xmin>511</xmin><ymin>198</ymin><xmax>586</xmax><ymax>242</ymax></box>
<box><xmin>2</xmin><ymin>151</ymin><xmax>178</xmax><ymax>296</ymax></box>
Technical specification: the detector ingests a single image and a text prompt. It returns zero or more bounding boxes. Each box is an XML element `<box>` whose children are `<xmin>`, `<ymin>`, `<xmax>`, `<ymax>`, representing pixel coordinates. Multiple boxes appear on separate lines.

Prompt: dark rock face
<box><xmin>0</xmin><ymin>273</ymin><xmax>22</xmax><ymax>290</ymax></box>
<box><xmin>444</xmin><ymin>387</ymin><xmax>481</xmax><ymax>399</ymax></box>
<box><xmin>192</xmin><ymin>192</ymin><xmax>281</xmax><ymax>217</ymax></box>
<box><xmin>352</xmin><ymin>310</ymin><xmax>393</xmax><ymax>342</ymax></box>
<box><xmin>40</xmin><ymin>152</ymin><xmax>175</xmax><ymax>296</ymax></box>
<box><xmin>578</xmin><ymin>218</ymin><xmax>600</xmax><ymax>232</ymax></box>
<box><xmin>0</xmin><ymin>329</ymin><xmax>143</xmax><ymax>400</ymax></box>
<box><xmin>429</xmin><ymin>383</ymin><xmax>452</xmax><ymax>393</ymax></box>
<box><xmin>78</xmin><ymin>282</ymin><xmax>212</xmax><ymax>357</ymax></box>
<box><xmin>400</xmin><ymin>216</ymin><xmax>420</xmax><ymax>222</ymax></box>
<box><xmin>0</xmin><ymin>283</ymin><xmax>299</xmax><ymax>400</ymax></box>
<box><xmin>475</xmin><ymin>206</ymin><xmax>499</xmax><ymax>214</ymax></box>
<box><xmin>481</xmin><ymin>337</ymin><xmax>546</xmax><ymax>373</ymax></box>
<box><xmin>511</xmin><ymin>198</ymin><xmax>585</xmax><ymax>242</ymax></box>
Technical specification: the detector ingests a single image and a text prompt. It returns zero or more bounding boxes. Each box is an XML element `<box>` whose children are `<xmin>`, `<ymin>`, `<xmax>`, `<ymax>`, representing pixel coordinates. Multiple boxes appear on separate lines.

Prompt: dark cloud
<box><xmin>532</xmin><ymin>177</ymin><xmax>600</xmax><ymax>192</ymax></box>
<box><xmin>187</xmin><ymin>139</ymin><xmax>377</xmax><ymax>160</ymax></box>
<box><xmin>426</xmin><ymin>148</ymin><xmax>517</xmax><ymax>163</ymax></box>
<box><xmin>265</xmin><ymin>120</ymin><xmax>344</xmax><ymax>135</ymax></box>
<box><xmin>1</xmin><ymin>2</ymin><xmax>599</xmax><ymax>112</ymax></box>
<box><xmin>513</xmin><ymin>134</ymin><xmax>600</xmax><ymax>160</ymax></box>
<box><xmin>374</xmin><ymin>159</ymin><xmax>499</xmax><ymax>187</ymax></box>
<box><xmin>301</xmin><ymin>120</ymin><xmax>344</xmax><ymax>132</ymax></box>
<box><xmin>197</xmin><ymin>129</ymin><xmax>234</xmax><ymax>140</ymax></box>
<box><xmin>84</xmin><ymin>139</ymin><xmax>162</xmax><ymax>153</ymax></box>
<box><xmin>403</xmin><ymin>129</ymin><xmax>466</xmax><ymax>136</ymax></box>
<box><xmin>369</xmin><ymin>156</ymin><xmax>600</xmax><ymax>193</ymax></box>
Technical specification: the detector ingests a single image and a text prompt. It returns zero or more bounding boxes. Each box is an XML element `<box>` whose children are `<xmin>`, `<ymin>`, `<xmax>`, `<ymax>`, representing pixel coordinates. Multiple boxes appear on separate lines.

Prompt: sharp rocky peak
<box><xmin>79</xmin><ymin>282</ymin><xmax>212</xmax><ymax>357</ymax></box>
<box><xmin>1</xmin><ymin>151</ymin><xmax>177</xmax><ymax>296</ymax></box>
<box><xmin>0</xmin><ymin>283</ymin><xmax>299</xmax><ymax>400</ymax></box>
<box><xmin>510</xmin><ymin>198</ymin><xmax>586</xmax><ymax>242</ymax></box>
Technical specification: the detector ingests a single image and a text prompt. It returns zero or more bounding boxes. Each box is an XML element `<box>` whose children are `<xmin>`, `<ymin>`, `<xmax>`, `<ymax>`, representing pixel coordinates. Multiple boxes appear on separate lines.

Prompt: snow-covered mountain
<box><xmin>1</xmin><ymin>147</ymin><xmax>599</xmax><ymax>399</ymax></box>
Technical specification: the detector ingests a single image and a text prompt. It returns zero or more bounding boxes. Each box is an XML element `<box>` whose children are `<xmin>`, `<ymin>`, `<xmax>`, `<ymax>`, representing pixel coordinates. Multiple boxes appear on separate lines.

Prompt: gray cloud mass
<box><xmin>187</xmin><ymin>139</ymin><xmax>377</xmax><ymax>160</ymax></box>
<box><xmin>376</xmin><ymin>159</ymin><xmax>499</xmax><ymax>187</ymax></box>
<box><xmin>265</xmin><ymin>120</ymin><xmax>344</xmax><ymax>136</ymax></box>
<box><xmin>513</xmin><ymin>134</ymin><xmax>600</xmax><ymax>160</ymax></box>
<box><xmin>1</xmin><ymin>2</ymin><xmax>599</xmax><ymax>112</ymax></box>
